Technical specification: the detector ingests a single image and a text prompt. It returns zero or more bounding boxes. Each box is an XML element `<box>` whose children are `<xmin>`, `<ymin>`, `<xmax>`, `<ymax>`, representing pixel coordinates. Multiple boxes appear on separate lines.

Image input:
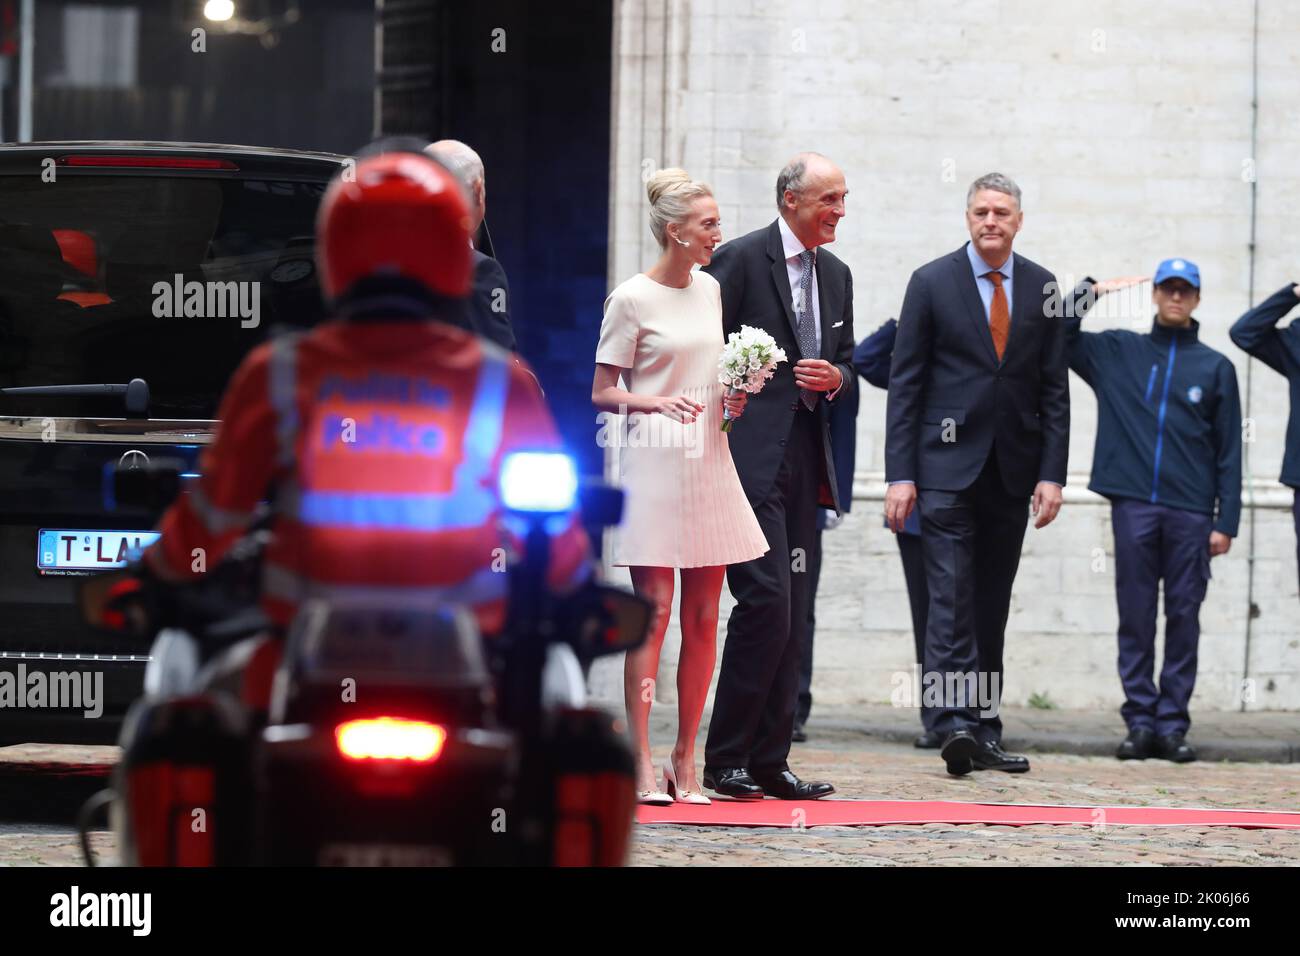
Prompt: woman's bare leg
<box><xmin>671</xmin><ymin>565</ymin><xmax>726</xmax><ymax>793</ymax></box>
<box><xmin>626</xmin><ymin>566</ymin><xmax>675</xmax><ymax>793</ymax></box>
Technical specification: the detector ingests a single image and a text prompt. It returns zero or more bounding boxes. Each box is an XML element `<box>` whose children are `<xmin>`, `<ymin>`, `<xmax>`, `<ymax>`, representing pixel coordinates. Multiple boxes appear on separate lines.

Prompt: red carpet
<box><xmin>636</xmin><ymin>798</ymin><xmax>1300</xmax><ymax>830</ymax></box>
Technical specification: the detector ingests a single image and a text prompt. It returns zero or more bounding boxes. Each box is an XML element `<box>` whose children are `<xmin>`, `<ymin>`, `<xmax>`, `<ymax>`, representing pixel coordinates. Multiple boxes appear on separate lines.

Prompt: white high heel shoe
<box><xmin>662</xmin><ymin>760</ymin><xmax>712</xmax><ymax>805</ymax></box>
<box><xmin>636</xmin><ymin>783</ymin><xmax>673</xmax><ymax>806</ymax></box>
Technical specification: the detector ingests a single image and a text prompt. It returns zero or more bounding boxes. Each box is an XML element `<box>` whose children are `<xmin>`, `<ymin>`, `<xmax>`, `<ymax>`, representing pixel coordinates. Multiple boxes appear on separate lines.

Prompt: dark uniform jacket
<box><xmin>1067</xmin><ymin>279</ymin><xmax>1242</xmax><ymax>536</ymax></box>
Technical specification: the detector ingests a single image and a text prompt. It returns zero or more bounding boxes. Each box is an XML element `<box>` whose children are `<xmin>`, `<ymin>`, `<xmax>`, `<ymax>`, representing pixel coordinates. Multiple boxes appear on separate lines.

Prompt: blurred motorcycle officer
<box><xmin>139</xmin><ymin>146</ymin><xmax>589</xmax><ymax>708</ymax></box>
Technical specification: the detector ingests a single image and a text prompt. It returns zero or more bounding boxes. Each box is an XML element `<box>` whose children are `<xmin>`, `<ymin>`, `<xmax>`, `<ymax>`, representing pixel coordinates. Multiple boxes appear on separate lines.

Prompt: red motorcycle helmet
<box><xmin>317</xmin><ymin>150</ymin><xmax>474</xmax><ymax>305</ymax></box>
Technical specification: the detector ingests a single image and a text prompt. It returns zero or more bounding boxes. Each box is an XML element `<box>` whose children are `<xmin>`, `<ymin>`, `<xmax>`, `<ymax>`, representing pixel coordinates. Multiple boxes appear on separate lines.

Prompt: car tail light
<box><xmin>56</xmin><ymin>155</ymin><xmax>239</xmax><ymax>170</ymax></box>
<box><xmin>335</xmin><ymin>717</ymin><xmax>447</xmax><ymax>763</ymax></box>
<box><xmin>102</xmin><ymin>578</ymin><xmax>142</xmax><ymax>630</ymax></box>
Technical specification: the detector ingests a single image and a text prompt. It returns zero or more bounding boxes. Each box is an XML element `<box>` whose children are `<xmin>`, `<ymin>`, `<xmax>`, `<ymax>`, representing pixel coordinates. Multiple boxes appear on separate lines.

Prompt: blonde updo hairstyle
<box><xmin>646</xmin><ymin>167</ymin><xmax>714</xmax><ymax>248</ymax></box>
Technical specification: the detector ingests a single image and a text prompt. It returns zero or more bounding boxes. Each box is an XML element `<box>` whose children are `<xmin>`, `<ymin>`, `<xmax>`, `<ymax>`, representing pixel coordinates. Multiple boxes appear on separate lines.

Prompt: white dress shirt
<box><xmin>778</xmin><ymin>215</ymin><xmax>821</xmax><ymax>357</ymax></box>
<box><xmin>776</xmin><ymin>215</ymin><xmax>844</xmax><ymax>400</ymax></box>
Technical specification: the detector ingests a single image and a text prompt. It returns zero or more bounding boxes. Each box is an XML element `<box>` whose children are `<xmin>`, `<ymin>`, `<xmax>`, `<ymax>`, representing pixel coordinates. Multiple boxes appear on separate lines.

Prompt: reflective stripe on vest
<box><xmin>268</xmin><ymin>337</ymin><xmax>509</xmax><ymax>532</ymax></box>
<box><xmin>296</xmin><ymin>488</ymin><xmax>494</xmax><ymax>531</ymax></box>
<box><xmin>187</xmin><ymin>481</ymin><xmax>259</xmax><ymax>536</ymax></box>
<box><xmin>261</xmin><ymin>562</ymin><xmax>508</xmax><ymax>609</ymax></box>
<box><xmin>269</xmin><ymin>334</ymin><xmax>301</xmax><ymax>470</ymax></box>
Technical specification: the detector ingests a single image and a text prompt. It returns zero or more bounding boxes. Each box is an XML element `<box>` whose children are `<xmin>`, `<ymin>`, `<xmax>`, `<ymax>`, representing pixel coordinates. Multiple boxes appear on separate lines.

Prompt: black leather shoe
<box><xmin>702</xmin><ymin>767</ymin><xmax>766</xmax><ymax>800</ymax></box>
<box><xmin>1157</xmin><ymin>733</ymin><xmax>1197</xmax><ymax>763</ymax></box>
<box><xmin>970</xmin><ymin>740</ymin><xmax>1031</xmax><ymax>773</ymax></box>
<box><xmin>914</xmin><ymin>729</ymin><xmax>943</xmax><ymax>749</ymax></box>
<box><xmin>751</xmin><ymin>768</ymin><xmax>835</xmax><ymax>800</ymax></box>
<box><xmin>1116</xmin><ymin>727</ymin><xmax>1157</xmax><ymax>760</ymax></box>
<box><xmin>940</xmin><ymin>730</ymin><xmax>979</xmax><ymax>776</ymax></box>
<box><xmin>791</xmin><ymin>722</ymin><xmax>808</xmax><ymax>743</ymax></box>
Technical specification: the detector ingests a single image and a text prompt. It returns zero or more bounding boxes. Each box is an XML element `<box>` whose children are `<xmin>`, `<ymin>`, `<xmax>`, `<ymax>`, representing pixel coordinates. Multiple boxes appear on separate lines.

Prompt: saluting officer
<box><xmin>1229</xmin><ymin>281</ymin><xmax>1300</xmax><ymax>602</ymax></box>
<box><xmin>1065</xmin><ymin>259</ymin><xmax>1242</xmax><ymax>763</ymax></box>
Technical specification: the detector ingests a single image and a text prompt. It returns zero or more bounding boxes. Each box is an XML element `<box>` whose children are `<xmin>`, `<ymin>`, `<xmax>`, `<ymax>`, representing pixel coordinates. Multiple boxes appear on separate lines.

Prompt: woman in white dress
<box><xmin>592</xmin><ymin>169</ymin><xmax>768</xmax><ymax>805</ymax></box>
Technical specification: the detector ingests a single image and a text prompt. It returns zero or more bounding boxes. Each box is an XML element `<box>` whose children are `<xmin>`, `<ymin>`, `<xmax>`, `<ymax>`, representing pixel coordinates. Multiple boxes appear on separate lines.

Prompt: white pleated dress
<box><xmin>595</xmin><ymin>271</ymin><xmax>769</xmax><ymax>569</ymax></box>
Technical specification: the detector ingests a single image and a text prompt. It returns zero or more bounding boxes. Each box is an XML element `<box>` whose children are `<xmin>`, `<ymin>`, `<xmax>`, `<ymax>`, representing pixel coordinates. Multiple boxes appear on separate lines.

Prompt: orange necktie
<box><xmin>986</xmin><ymin>271</ymin><xmax>1010</xmax><ymax>361</ymax></box>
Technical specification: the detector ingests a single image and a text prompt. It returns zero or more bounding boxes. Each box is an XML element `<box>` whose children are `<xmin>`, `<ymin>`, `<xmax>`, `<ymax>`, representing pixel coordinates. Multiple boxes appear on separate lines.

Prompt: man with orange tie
<box><xmin>884</xmin><ymin>173</ymin><xmax>1070</xmax><ymax>776</ymax></box>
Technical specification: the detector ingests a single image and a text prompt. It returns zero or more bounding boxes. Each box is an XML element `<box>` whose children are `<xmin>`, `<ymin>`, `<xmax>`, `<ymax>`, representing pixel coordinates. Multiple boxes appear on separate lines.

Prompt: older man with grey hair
<box><xmin>699</xmin><ymin>152</ymin><xmax>854</xmax><ymax>801</ymax></box>
<box><xmin>884</xmin><ymin>172</ymin><xmax>1069</xmax><ymax>777</ymax></box>
<box><xmin>426</xmin><ymin>139</ymin><xmax>517</xmax><ymax>352</ymax></box>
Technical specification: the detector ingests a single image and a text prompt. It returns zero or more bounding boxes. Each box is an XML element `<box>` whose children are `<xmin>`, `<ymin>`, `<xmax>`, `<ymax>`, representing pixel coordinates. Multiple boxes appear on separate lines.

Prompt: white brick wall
<box><xmin>595</xmin><ymin>0</ymin><xmax>1300</xmax><ymax>712</ymax></box>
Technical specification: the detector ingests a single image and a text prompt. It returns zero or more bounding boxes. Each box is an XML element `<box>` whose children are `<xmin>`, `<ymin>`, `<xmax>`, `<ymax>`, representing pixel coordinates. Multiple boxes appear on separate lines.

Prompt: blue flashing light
<box><xmin>499</xmin><ymin>452</ymin><xmax>578</xmax><ymax>514</ymax></box>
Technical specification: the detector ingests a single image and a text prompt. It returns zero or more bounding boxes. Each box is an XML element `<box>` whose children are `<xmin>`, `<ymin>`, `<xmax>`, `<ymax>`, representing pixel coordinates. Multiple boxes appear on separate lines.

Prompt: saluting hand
<box><xmin>1093</xmin><ymin>276</ymin><xmax>1147</xmax><ymax>297</ymax></box>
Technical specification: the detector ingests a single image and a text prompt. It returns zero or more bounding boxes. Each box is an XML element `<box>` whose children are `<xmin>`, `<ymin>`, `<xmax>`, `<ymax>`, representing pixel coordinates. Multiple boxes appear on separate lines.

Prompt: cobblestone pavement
<box><xmin>4</xmin><ymin>726</ymin><xmax>1300</xmax><ymax>866</ymax></box>
<box><xmin>629</xmin><ymin>723</ymin><xmax>1300</xmax><ymax>867</ymax></box>
<box><xmin>0</xmin><ymin>826</ymin><xmax>113</xmax><ymax>867</ymax></box>
<box><xmin>835</xmin><ymin>703</ymin><xmax>1300</xmax><ymax>762</ymax></box>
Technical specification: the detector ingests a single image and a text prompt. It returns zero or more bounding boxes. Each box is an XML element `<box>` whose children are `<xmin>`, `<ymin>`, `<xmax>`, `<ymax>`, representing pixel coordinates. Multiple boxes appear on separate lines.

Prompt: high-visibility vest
<box><xmin>150</xmin><ymin>320</ymin><xmax>588</xmax><ymax>633</ymax></box>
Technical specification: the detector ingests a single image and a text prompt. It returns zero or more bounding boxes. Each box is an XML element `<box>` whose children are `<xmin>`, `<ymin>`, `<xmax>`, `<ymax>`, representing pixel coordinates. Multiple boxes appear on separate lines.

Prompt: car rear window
<box><xmin>0</xmin><ymin>173</ymin><xmax>330</xmax><ymax>420</ymax></box>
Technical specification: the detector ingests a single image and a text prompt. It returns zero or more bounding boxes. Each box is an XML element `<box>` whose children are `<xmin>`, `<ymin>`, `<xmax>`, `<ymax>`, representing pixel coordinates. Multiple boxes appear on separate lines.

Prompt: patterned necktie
<box><xmin>986</xmin><ymin>270</ymin><xmax>1010</xmax><ymax>361</ymax></box>
<box><xmin>795</xmin><ymin>249</ymin><xmax>818</xmax><ymax>410</ymax></box>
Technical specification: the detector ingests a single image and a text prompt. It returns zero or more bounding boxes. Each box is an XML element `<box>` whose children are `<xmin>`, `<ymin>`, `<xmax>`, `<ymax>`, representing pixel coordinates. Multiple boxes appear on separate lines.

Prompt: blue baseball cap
<box><xmin>1153</xmin><ymin>257</ymin><xmax>1200</xmax><ymax>289</ymax></box>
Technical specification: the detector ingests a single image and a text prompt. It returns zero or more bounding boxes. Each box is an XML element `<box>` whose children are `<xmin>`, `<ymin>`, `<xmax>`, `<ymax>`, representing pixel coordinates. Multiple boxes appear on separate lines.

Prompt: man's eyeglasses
<box><xmin>1156</xmin><ymin>282</ymin><xmax>1197</xmax><ymax>298</ymax></box>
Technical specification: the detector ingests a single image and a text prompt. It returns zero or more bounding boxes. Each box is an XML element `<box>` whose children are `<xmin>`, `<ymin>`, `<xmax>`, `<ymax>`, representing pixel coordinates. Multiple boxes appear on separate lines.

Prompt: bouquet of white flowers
<box><xmin>717</xmin><ymin>325</ymin><xmax>788</xmax><ymax>432</ymax></box>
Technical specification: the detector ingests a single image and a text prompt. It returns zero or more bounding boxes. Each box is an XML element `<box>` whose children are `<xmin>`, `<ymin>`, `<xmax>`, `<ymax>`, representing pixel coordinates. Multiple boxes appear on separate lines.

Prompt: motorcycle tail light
<box><xmin>335</xmin><ymin>717</ymin><xmax>447</xmax><ymax>763</ymax></box>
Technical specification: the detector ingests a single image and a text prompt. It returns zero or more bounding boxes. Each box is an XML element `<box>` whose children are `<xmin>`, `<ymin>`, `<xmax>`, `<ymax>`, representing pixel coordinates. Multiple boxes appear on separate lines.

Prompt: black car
<box><xmin>0</xmin><ymin>141</ymin><xmax>346</xmax><ymax>744</ymax></box>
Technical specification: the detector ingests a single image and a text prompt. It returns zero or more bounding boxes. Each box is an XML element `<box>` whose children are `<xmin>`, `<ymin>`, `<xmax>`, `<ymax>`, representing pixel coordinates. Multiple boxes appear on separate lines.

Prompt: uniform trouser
<box><xmin>794</xmin><ymin>526</ymin><xmax>823</xmax><ymax>727</ymax></box>
<box><xmin>706</xmin><ymin>407</ymin><xmax>820</xmax><ymax>773</ymax></box>
<box><xmin>918</xmin><ymin>448</ymin><xmax>1029</xmax><ymax>744</ymax></box>
<box><xmin>896</xmin><ymin>531</ymin><xmax>935</xmax><ymax>731</ymax></box>
<box><xmin>1111</xmin><ymin>498</ymin><xmax>1212</xmax><ymax>737</ymax></box>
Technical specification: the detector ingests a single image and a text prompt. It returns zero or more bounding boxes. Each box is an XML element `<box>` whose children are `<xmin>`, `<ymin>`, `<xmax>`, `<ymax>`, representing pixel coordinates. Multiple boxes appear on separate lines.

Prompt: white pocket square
<box><xmin>831</xmin><ymin>320</ymin><xmax>844</xmax><ymax>328</ymax></box>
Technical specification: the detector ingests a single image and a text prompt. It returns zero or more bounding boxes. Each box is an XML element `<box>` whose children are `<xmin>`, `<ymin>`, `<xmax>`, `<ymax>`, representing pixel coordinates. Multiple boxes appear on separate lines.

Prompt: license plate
<box><xmin>37</xmin><ymin>528</ymin><xmax>160</xmax><ymax>573</ymax></box>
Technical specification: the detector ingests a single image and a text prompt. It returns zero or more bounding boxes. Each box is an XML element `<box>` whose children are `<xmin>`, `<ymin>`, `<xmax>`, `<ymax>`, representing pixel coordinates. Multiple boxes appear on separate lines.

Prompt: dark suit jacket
<box><xmin>469</xmin><ymin>250</ymin><xmax>517</xmax><ymax>352</ymax></box>
<box><xmin>815</xmin><ymin>320</ymin><xmax>903</xmax><ymax>527</ymax></box>
<box><xmin>704</xmin><ymin>220</ymin><xmax>856</xmax><ymax>512</ymax></box>
<box><xmin>854</xmin><ymin>317</ymin><xmax>897</xmax><ymax>389</ymax></box>
<box><xmin>817</xmin><ymin>317</ymin><xmax>903</xmax><ymax>522</ymax></box>
<box><xmin>885</xmin><ymin>244</ymin><xmax>1069</xmax><ymax>496</ymax></box>
<box><xmin>855</xmin><ymin>318</ymin><xmax>920</xmax><ymax>536</ymax></box>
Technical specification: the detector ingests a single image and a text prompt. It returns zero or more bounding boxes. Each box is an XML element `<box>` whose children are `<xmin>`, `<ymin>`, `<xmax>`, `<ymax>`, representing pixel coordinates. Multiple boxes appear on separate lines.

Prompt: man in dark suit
<box><xmin>427</xmin><ymin>139</ymin><xmax>518</xmax><ymax>352</ymax></box>
<box><xmin>701</xmin><ymin>153</ymin><xmax>855</xmax><ymax>800</ymax></box>
<box><xmin>884</xmin><ymin>172</ymin><xmax>1069</xmax><ymax>776</ymax></box>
